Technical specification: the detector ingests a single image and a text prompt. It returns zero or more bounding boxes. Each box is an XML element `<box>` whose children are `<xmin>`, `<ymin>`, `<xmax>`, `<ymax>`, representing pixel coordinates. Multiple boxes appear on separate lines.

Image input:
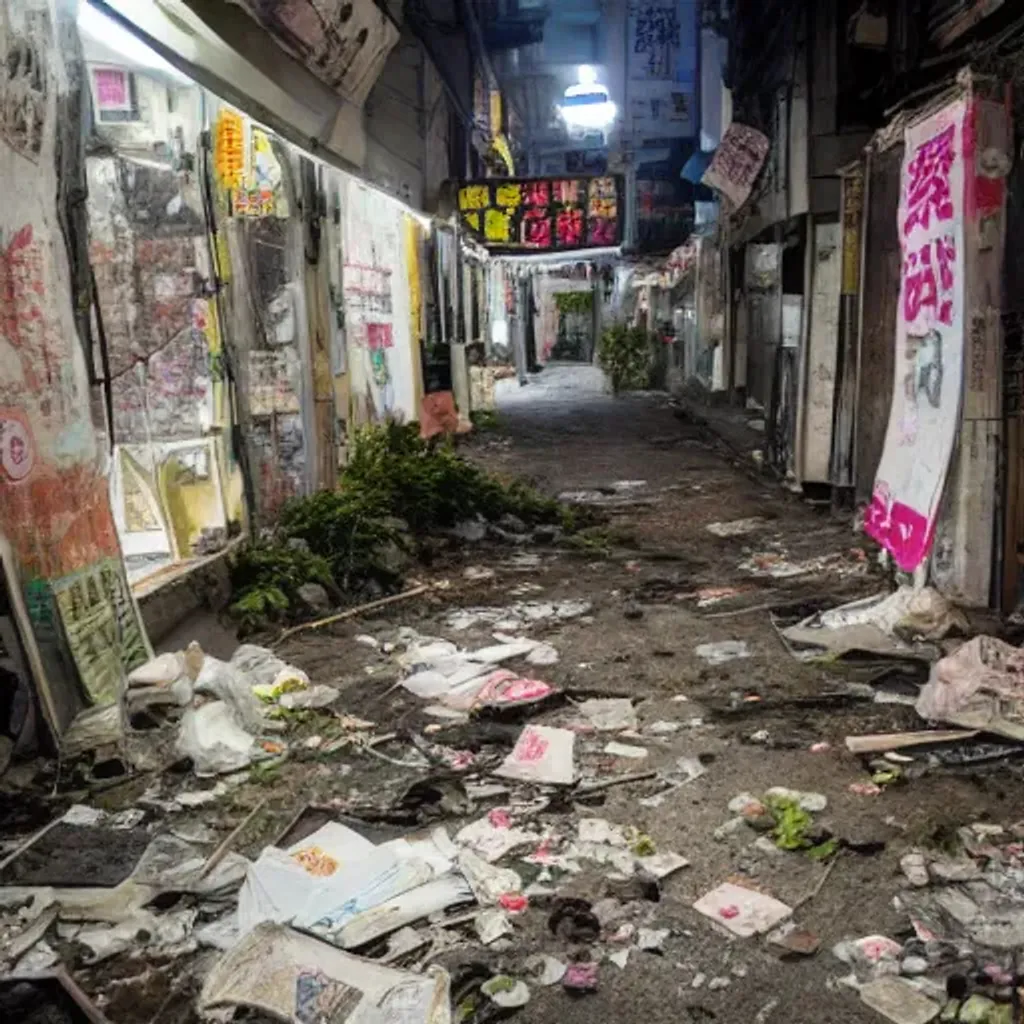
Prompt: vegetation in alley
<box><xmin>228</xmin><ymin>423</ymin><xmax>575</xmax><ymax>631</ymax></box>
<box><xmin>598</xmin><ymin>322</ymin><xmax>654</xmax><ymax>394</ymax></box>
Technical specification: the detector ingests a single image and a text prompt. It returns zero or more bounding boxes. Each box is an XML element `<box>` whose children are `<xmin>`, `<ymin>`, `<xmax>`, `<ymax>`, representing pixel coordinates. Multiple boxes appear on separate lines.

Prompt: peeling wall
<box><xmin>0</xmin><ymin>0</ymin><xmax>148</xmax><ymax>734</ymax></box>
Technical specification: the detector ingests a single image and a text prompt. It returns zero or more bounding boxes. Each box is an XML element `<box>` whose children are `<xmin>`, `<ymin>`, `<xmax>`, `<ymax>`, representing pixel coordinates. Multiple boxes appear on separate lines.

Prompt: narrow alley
<box><xmin>4</xmin><ymin>1</ymin><xmax>1024</xmax><ymax>1023</ymax></box>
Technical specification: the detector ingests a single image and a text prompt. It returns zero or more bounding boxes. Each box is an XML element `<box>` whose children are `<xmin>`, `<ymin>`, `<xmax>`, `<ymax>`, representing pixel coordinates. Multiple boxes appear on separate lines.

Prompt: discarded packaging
<box><xmin>201</xmin><ymin>922</ymin><xmax>452</xmax><ymax>1023</ymax></box>
<box><xmin>578</xmin><ymin>698</ymin><xmax>638</xmax><ymax>733</ymax></box>
<box><xmin>494</xmin><ymin>725</ymin><xmax>576</xmax><ymax>786</ymax></box>
<box><xmin>916</xmin><ymin>636</ymin><xmax>1024</xmax><ymax>741</ymax></box>
<box><xmin>693</xmin><ymin>882</ymin><xmax>792</xmax><ymax>938</ymax></box>
<box><xmin>707</xmin><ymin>518</ymin><xmax>767</xmax><ymax>538</ymax></box>
<box><xmin>562</xmin><ymin>962</ymin><xmax>599</xmax><ymax>993</ymax></box>
<box><xmin>475</xmin><ymin>909</ymin><xmax>513</xmax><ymax>945</ymax></box>
<box><xmin>603</xmin><ymin>741</ymin><xmax>649</xmax><ymax>760</ymax></box>
<box><xmin>695</xmin><ymin>640</ymin><xmax>751</xmax><ymax>665</ymax></box>
<box><xmin>525</xmin><ymin>954</ymin><xmax>567</xmax><ymax>986</ymax></box>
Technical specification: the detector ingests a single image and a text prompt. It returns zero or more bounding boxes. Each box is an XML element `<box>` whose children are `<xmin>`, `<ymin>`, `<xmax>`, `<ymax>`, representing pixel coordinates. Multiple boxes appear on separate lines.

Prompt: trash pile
<box><xmin>830</xmin><ymin>821</ymin><xmax>1024</xmax><ymax>1024</ymax></box>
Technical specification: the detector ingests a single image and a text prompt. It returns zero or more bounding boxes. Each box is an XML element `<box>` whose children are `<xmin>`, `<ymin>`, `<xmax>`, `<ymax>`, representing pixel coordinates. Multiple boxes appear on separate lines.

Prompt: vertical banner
<box><xmin>865</xmin><ymin>98</ymin><xmax>968</xmax><ymax>570</ymax></box>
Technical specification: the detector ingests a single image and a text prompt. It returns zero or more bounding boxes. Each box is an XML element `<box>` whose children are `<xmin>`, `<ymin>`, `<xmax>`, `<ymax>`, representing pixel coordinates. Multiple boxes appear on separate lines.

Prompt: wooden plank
<box><xmin>845</xmin><ymin>729</ymin><xmax>979</xmax><ymax>754</ymax></box>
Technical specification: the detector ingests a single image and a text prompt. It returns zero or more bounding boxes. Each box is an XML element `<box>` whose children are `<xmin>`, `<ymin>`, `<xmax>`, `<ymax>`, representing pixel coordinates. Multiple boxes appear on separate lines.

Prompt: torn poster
<box><xmin>701</xmin><ymin>123</ymin><xmax>770</xmax><ymax>211</ymax></box>
<box><xmin>865</xmin><ymin>98</ymin><xmax>967</xmax><ymax>571</ymax></box>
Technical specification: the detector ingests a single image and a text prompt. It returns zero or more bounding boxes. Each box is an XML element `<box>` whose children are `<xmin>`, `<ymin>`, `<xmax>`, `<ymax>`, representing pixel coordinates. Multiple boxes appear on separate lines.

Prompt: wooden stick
<box><xmin>0</xmin><ymin>816</ymin><xmax>63</xmax><ymax>874</ymax></box>
<box><xmin>844</xmin><ymin>729</ymin><xmax>979</xmax><ymax>755</ymax></box>
<box><xmin>575</xmin><ymin>770</ymin><xmax>658</xmax><ymax>795</ymax></box>
<box><xmin>793</xmin><ymin>850</ymin><xmax>842</xmax><ymax>912</ymax></box>
<box><xmin>199</xmin><ymin>798</ymin><xmax>268</xmax><ymax>879</ymax></box>
<box><xmin>274</xmin><ymin>585</ymin><xmax>431</xmax><ymax>646</ymax></box>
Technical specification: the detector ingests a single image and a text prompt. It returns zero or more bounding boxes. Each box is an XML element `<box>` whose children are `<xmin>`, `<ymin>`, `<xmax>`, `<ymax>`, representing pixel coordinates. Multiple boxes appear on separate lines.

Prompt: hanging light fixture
<box><xmin>558</xmin><ymin>65</ymin><xmax>616</xmax><ymax>131</ymax></box>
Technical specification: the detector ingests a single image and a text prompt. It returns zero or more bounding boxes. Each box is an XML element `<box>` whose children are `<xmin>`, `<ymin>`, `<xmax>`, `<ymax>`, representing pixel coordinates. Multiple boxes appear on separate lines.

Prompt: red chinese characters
<box><xmin>903</xmin><ymin>235</ymin><xmax>956</xmax><ymax>327</ymax></box>
<box><xmin>903</xmin><ymin>125</ymin><xmax>955</xmax><ymax>236</ymax></box>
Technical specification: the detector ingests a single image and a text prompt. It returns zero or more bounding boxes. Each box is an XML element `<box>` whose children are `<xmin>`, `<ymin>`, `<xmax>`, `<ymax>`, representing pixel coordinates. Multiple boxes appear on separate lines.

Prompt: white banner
<box><xmin>865</xmin><ymin>99</ymin><xmax>968</xmax><ymax>571</ymax></box>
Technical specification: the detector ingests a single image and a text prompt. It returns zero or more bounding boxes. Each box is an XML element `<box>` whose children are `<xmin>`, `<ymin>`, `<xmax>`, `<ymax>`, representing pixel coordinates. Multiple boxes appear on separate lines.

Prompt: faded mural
<box><xmin>0</xmin><ymin>0</ymin><xmax>148</xmax><ymax>729</ymax></box>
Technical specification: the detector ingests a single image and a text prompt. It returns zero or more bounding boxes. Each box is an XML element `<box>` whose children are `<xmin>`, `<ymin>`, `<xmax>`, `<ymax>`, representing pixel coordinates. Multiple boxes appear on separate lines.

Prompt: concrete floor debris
<box><xmin>8</xmin><ymin>371</ymin><xmax>1024</xmax><ymax>1024</ymax></box>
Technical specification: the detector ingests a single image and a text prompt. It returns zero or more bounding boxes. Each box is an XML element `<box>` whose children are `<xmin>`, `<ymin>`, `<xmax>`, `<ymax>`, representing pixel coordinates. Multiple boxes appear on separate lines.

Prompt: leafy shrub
<box><xmin>228</xmin><ymin>422</ymin><xmax>577</xmax><ymax>630</ymax></box>
<box><xmin>228</xmin><ymin>541</ymin><xmax>334</xmax><ymax>633</ymax></box>
<box><xmin>598</xmin><ymin>322</ymin><xmax>653</xmax><ymax>394</ymax></box>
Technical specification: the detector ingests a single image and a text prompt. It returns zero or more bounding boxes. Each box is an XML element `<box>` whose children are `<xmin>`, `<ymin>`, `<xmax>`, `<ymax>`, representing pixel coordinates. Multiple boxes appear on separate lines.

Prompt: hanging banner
<box><xmin>701</xmin><ymin>123</ymin><xmax>769</xmax><ymax>211</ymax></box>
<box><xmin>458</xmin><ymin>176</ymin><xmax>623</xmax><ymax>253</ymax></box>
<box><xmin>865</xmin><ymin>98</ymin><xmax>968</xmax><ymax>571</ymax></box>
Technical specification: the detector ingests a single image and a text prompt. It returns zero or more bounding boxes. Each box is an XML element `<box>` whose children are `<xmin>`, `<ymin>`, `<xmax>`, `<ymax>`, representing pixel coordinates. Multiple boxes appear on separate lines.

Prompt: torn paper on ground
<box><xmin>494</xmin><ymin>726</ymin><xmax>576</xmax><ymax>786</ymax></box>
<box><xmin>693</xmin><ymin>882</ymin><xmax>792</xmax><ymax>938</ymax></box>
<box><xmin>201</xmin><ymin>921</ymin><xmax>452</xmax><ymax>1023</ymax></box>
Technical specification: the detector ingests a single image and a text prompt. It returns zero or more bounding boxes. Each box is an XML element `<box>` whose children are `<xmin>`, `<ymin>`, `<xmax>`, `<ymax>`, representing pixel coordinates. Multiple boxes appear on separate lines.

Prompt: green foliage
<box><xmin>553</xmin><ymin>291</ymin><xmax>594</xmax><ymax>315</ymax></box>
<box><xmin>228</xmin><ymin>542</ymin><xmax>334</xmax><ymax>633</ymax></box>
<box><xmin>229</xmin><ymin>422</ymin><xmax>573</xmax><ymax>630</ymax></box>
<box><xmin>598</xmin><ymin>322</ymin><xmax>653</xmax><ymax>394</ymax></box>
<box><xmin>766</xmin><ymin>796</ymin><xmax>837</xmax><ymax>861</ymax></box>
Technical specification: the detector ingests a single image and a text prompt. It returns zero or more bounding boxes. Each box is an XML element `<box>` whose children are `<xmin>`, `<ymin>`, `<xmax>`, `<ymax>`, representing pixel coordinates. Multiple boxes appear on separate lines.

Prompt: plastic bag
<box><xmin>231</xmin><ymin>644</ymin><xmax>310</xmax><ymax>701</ymax></box>
<box><xmin>176</xmin><ymin>702</ymin><xmax>257</xmax><ymax>776</ymax></box>
<box><xmin>194</xmin><ymin>657</ymin><xmax>265</xmax><ymax>731</ymax></box>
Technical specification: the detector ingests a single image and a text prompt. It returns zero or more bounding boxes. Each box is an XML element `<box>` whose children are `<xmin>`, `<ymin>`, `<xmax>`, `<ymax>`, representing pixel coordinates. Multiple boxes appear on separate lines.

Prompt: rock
<box><xmin>372</xmin><ymin>537</ymin><xmax>414</xmax><ymax>576</ymax></box>
<box><xmin>768</xmin><ymin>923</ymin><xmax>820</xmax><ymax>957</ymax></box>
<box><xmin>691</xmin><ymin>973</ymin><xmax>707</xmax><ymax>989</ymax></box>
<box><xmin>928</xmin><ymin>857</ymin><xmax>981</xmax><ymax>883</ymax></box>
<box><xmin>765</xmin><ymin>787</ymin><xmax>828</xmax><ymax>813</ymax></box>
<box><xmin>901</xmin><ymin>852</ymin><xmax>930</xmax><ymax>888</ymax></box>
<box><xmin>287</xmin><ymin>537</ymin><xmax>310</xmax><ymax>553</ymax></box>
<box><xmin>709</xmin><ymin>977</ymin><xmax>731</xmax><ymax>991</ymax></box>
<box><xmin>454</xmin><ymin>520</ymin><xmax>487</xmax><ymax>542</ymax></box>
<box><xmin>714</xmin><ymin>817</ymin><xmax>748</xmax><ymax>841</ymax></box>
<box><xmin>297</xmin><ymin>583</ymin><xmax>331</xmax><ymax>612</ymax></box>
<box><xmin>498</xmin><ymin>513</ymin><xmax>529</xmax><ymax>534</ymax></box>
<box><xmin>532</xmin><ymin>524</ymin><xmax>562</xmax><ymax>544</ymax></box>
<box><xmin>623</xmin><ymin>602</ymin><xmax>644</xmax><ymax>620</ymax></box>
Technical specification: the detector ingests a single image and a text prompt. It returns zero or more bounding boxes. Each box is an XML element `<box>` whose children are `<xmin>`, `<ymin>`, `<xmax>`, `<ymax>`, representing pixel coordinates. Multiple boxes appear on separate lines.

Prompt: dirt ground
<box><xmin>14</xmin><ymin>364</ymin><xmax>1024</xmax><ymax>1024</ymax></box>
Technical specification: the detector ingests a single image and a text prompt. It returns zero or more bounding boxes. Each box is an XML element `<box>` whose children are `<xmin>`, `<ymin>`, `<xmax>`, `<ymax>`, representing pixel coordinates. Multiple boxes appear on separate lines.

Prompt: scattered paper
<box><xmin>693</xmin><ymin>882</ymin><xmax>792</xmax><ymax>939</ymax></box>
<box><xmin>707</xmin><ymin>518</ymin><xmax>767</xmax><ymax>538</ymax></box>
<box><xmin>603</xmin><ymin>742</ymin><xmax>649</xmax><ymax>760</ymax></box>
<box><xmin>696</xmin><ymin>641</ymin><xmax>751</xmax><ymax>666</ymax></box>
<box><xmin>495</xmin><ymin>726</ymin><xmax>576</xmax><ymax>786</ymax></box>
<box><xmin>578</xmin><ymin>698</ymin><xmax>638</xmax><ymax>733</ymax></box>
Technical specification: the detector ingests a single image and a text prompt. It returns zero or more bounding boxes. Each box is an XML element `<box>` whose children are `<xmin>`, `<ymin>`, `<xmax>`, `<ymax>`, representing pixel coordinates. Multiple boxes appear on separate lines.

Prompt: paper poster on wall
<box><xmin>865</xmin><ymin>99</ymin><xmax>967</xmax><ymax>571</ymax></box>
<box><xmin>341</xmin><ymin>179</ymin><xmax>416</xmax><ymax>424</ymax></box>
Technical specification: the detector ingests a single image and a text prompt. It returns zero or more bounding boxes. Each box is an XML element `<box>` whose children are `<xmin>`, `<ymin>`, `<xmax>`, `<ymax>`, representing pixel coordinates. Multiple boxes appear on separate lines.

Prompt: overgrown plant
<box><xmin>228</xmin><ymin>541</ymin><xmax>335</xmax><ymax>633</ymax></box>
<box><xmin>229</xmin><ymin>422</ymin><xmax>578</xmax><ymax>631</ymax></box>
<box><xmin>598</xmin><ymin>322</ymin><xmax>653</xmax><ymax>394</ymax></box>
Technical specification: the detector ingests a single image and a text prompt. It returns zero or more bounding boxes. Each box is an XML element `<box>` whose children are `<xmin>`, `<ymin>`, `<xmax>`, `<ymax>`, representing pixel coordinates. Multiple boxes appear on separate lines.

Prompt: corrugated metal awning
<box><xmin>928</xmin><ymin>0</ymin><xmax>1005</xmax><ymax>48</ymax></box>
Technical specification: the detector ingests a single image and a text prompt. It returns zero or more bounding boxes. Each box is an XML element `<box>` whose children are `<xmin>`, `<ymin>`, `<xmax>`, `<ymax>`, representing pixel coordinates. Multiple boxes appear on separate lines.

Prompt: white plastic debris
<box><xmin>278</xmin><ymin>684</ymin><xmax>339</xmax><ymax>710</ymax></box>
<box><xmin>638</xmin><ymin>853</ymin><xmax>690</xmax><ymax>879</ymax></box>
<box><xmin>692</xmin><ymin>882</ymin><xmax>792</xmax><ymax>939</ymax></box>
<box><xmin>637</xmin><ymin>928</ymin><xmax>670</xmax><ymax>952</ymax></box>
<box><xmin>706</xmin><ymin>518</ymin><xmax>767</xmax><ymax>538</ymax></box>
<box><xmin>475</xmin><ymin>909</ymin><xmax>514</xmax><ymax>945</ymax></box>
<box><xmin>578</xmin><ymin>819</ymin><xmax>629</xmax><ymax>847</ymax></box>
<box><xmin>579</xmin><ymin>699</ymin><xmax>638</xmax><ymax>732</ymax></box>
<box><xmin>455</xmin><ymin>815</ymin><xmax>539</xmax><ymax>864</ymax></box>
<box><xmin>176</xmin><ymin>701</ymin><xmax>258</xmax><ymax>777</ymax></box>
<box><xmin>647</xmin><ymin>721</ymin><xmax>681</xmax><ymax>736</ymax></box>
<box><xmin>445</xmin><ymin>600</ymin><xmax>591</xmax><ymax>632</ymax></box>
<box><xmin>458</xmin><ymin>851</ymin><xmax>522</xmax><ymax>905</ymax></box>
<box><xmin>482</xmin><ymin>976</ymin><xmax>530</xmax><ymax>1008</ymax></box>
<box><xmin>494</xmin><ymin>726</ymin><xmax>576</xmax><ymax>786</ymax></box>
<box><xmin>603</xmin><ymin>741</ymin><xmax>649</xmax><ymax>760</ymax></box>
<box><xmin>695</xmin><ymin>641</ymin><xmax>751</xmax><ymax>665</ymax></box>
<box><xmin>526</xmin><ymin>954</ymin><xmax>567</xmax><ymax>986</ymax></box>
<box><xmin>764</xmin><ymin>787</ymin><xmax>828</xmax><ymax>813</ymax></box>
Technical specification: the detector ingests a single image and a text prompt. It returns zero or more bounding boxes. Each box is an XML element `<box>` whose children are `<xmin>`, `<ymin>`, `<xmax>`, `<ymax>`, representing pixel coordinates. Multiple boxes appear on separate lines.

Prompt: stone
<box><xmin>623</xmin><ymin>602</ymin><xmax>644</xmax><ymax>620</ymax></box>
<box><xmin>454</xmin><ymin>520</ymin><xmax>487</xmax><ymax>542</ymax></box>
<box><xmin>709</xmin><ymin>977</ymin><xmax>731</xmax><ymax>991</ymax></box>
<box><xmin>928</xmin><ymin>857</ymin><xmax>981</xmax><ymax>883</ymax></box>
<box><xmin>901</xmin><ymin>852</ymin><xmax>930</xmax><ymax>888</ymax></box>
<box><xmin>532</xmin><ymin>524</ymin><xmax>562</xmax><ymax>544</ymax></box>
<box><xmin>498</xmin><ymin>513</ymin><xmax>529</xmax><ymax>534</ymax></box>
<box><xmin>859</xmin><ymin>977</ymin><xmax>941</xmax><ymax>1024</ymax></box>
<box><xmin>297</xmin><ymin>583</ymin><xmax>331</xmax><ymax>612</ymax></box>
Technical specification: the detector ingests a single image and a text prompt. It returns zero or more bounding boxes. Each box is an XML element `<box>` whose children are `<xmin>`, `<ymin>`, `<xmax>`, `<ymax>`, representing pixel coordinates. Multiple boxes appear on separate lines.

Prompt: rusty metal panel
<box><xmin>854</xmin><ymin>144</ymin><xmax>903</xmax><ymax>504</ymax></box>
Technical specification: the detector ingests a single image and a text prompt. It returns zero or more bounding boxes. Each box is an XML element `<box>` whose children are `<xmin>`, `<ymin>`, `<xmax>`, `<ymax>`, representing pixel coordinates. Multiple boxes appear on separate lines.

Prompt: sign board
<box><xmin>865</xmin><ymin>98</ymin><xmax>968</xmax><ymax>571</ymax></box>
<box><xmin>702</xmin><ymin>122</ymin><xmax>770</xmax><ymax>211</ymax></box>
<box><xmin>458</xmin><ymin>176</ymin><xmax>623</xmax><ymax>253</ymax></box>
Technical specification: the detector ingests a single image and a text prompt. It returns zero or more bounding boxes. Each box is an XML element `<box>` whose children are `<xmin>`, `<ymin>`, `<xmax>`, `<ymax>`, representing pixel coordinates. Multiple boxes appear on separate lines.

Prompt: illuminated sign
<box><xmin>458</xmin><ymin>175</ymin><xmax>623</xmax><ymax>253</ymax></box>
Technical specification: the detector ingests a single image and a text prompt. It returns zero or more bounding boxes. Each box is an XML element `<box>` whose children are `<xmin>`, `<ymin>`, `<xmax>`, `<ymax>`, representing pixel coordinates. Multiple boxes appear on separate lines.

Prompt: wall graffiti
<box><xmin>865</xmin><ymin>99</ymin><xmax>968</xmax><ymax>572</ymax></box>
